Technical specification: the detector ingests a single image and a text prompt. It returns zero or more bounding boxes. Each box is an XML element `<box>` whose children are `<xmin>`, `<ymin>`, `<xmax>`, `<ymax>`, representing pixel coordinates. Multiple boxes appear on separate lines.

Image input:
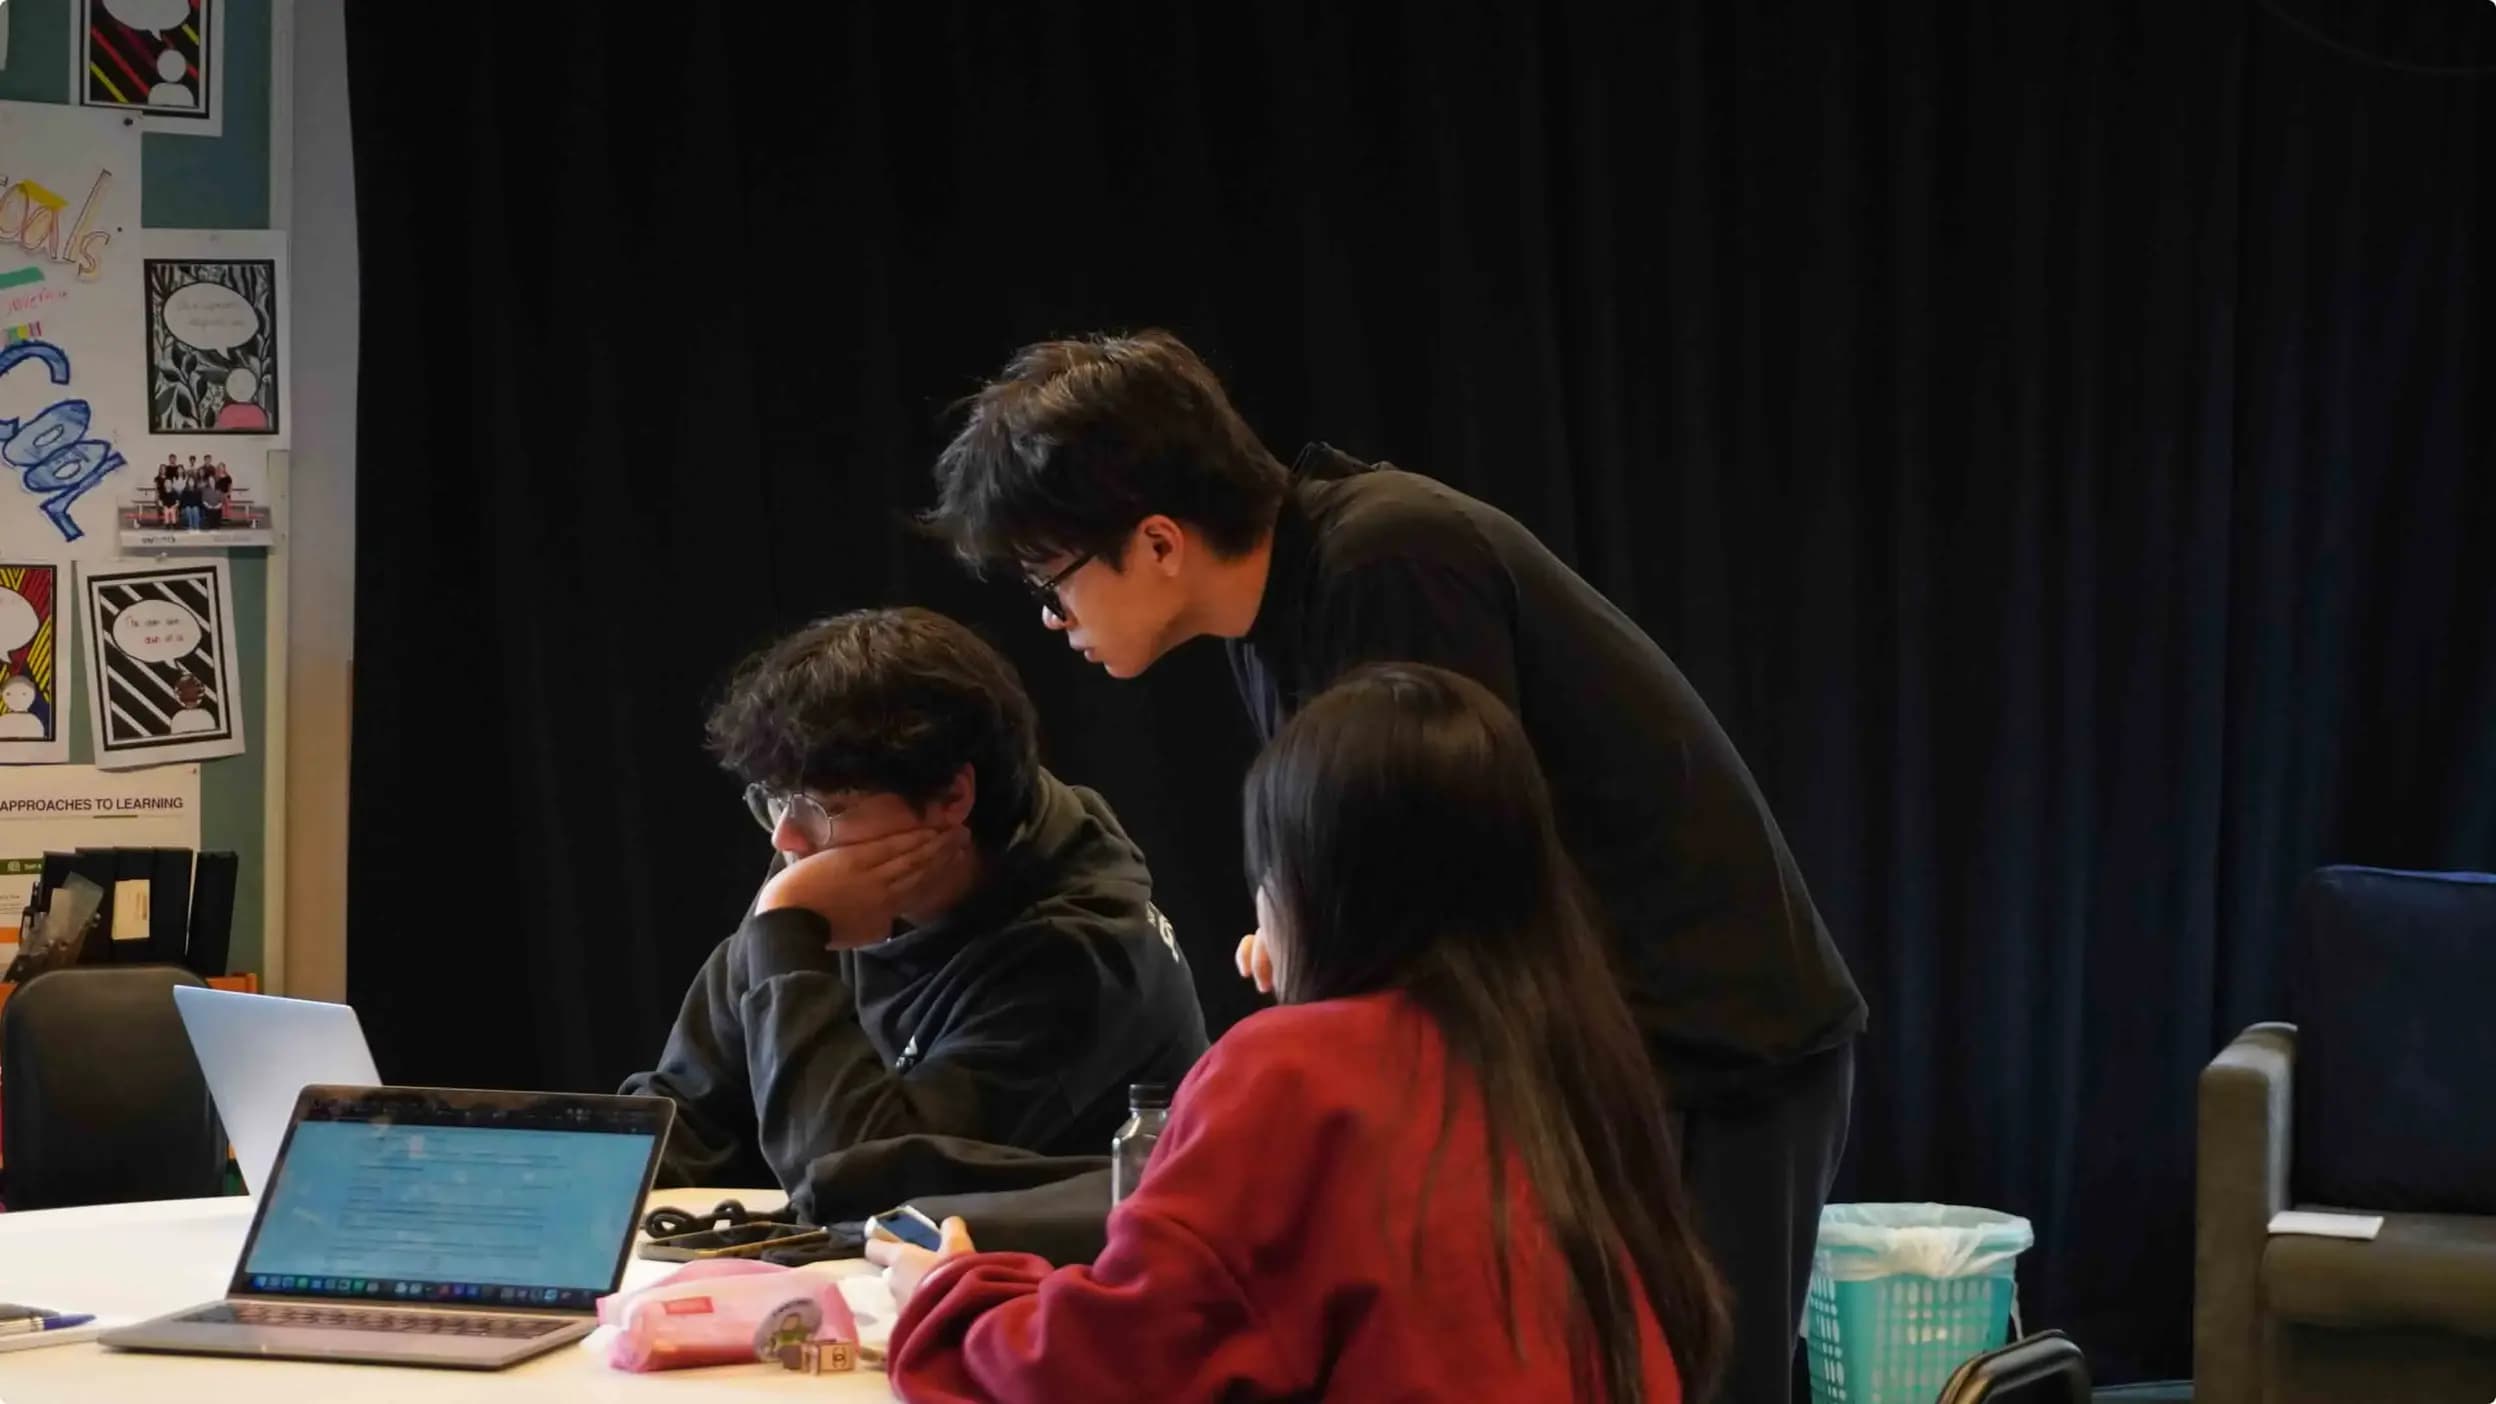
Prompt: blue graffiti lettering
<box><xmin>0</xmin><ymin>340</ymin><xmax>125</xmax><ymax>542</ymax></box>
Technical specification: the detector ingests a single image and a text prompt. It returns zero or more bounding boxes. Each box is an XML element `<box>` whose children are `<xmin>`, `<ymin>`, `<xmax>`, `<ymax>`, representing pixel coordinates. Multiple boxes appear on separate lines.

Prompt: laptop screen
<box><xmin>229</xmin><ymin>1088</ymin><xmax>670</xmax><ymax>1310</ymax></box>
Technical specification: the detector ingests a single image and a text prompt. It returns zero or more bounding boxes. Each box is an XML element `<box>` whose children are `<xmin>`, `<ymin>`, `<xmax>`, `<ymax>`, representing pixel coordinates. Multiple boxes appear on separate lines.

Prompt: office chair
<box><xmin>1936</xmin><ymin>1329</ymin><xmax>2091</xmax><ymax>1404</ymax></box>
<box><xmin>0</xmin><ymin>964</ymin><xmax>227</xmax><ymax>1209</ymax></box>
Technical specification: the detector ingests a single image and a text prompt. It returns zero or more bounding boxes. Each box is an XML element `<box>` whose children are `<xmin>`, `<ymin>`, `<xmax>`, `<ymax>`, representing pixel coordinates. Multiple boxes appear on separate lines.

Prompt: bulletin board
<box><xmin>0</xmin><ymin>0</ymin><xmax>276</xmax><ymax>976</ymax></box>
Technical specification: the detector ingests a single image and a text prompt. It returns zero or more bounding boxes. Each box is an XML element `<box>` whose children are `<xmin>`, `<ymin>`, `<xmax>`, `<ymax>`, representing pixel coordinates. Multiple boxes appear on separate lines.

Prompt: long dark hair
<box><xmin>1243</xmin><ymin>663</ymin><xmax>1729</xmax><ymax>1403</ymax></box>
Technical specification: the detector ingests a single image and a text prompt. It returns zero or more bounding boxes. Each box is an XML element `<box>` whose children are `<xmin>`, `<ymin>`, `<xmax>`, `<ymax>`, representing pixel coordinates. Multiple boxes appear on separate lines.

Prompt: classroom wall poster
<box><xmin>0</xmin><ymin>100</ymin><xmax>143</xmax><ymax>561</ymax></box>
<box><xmin>0</xmin><ymin>559</ymin><xmax>72</xmax><ymax>764</ymax></box>
<box><xmin>0</xmin><ymin>763</ymin><xmax>199</xmax><ymax>953</ymax></box>
<box><xmin>72</xmin><ymin>0</ymin><xmax>225</xmax><ymax>139</ymax></box>
<box><xmin>144</xmin><ymin>229</ymin><xmax>283</xmax><ymax>438</ymax></box>
<box><xmin>121</xmin><ymin>231</ymin><xmax>286</xmax><ymax>549</ymax></box>
<box><xmin>81</xmin><ymin>557</ymin><xmax>243</xmax><ymax>768</ymax></box>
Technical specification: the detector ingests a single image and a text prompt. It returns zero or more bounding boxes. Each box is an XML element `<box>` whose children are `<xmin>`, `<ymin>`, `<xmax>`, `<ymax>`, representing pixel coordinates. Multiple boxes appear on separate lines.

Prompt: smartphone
<box><xmin>867</xmin><ymin>1204</ymin><xmax>943</xmax><ymax>1251</ymax></box>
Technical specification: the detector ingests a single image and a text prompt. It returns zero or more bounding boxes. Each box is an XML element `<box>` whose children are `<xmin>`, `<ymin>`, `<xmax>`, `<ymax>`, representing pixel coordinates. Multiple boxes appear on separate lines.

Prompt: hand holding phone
<box><xmin>866</xmin><ymin>1204</ymin><xmax>943</xmax><ymax>1251</ymax></box>
<box><xmin>862</xmin><ymin>1211</ymin><xmax>977</xmax><ymax>1310</ymax></box>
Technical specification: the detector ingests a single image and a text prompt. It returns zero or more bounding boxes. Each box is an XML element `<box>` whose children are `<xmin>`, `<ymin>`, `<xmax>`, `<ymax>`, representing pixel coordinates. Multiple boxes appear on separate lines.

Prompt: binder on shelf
<box><xmin>110</xmin><ymin>848</ymin><xmax>156</xmax><ymax>962</ymax></box>
<box><xmin>147</xmin><ymin>848</ymin><xmax>195</xmax><ymax>968</ymax></box>
<box><xmin>186</xmin><ymin>851</ymin><xmax>239</xmax><ymax>979</ymax></box>
<box><xmin>67</xmin><ymin>849</ymin><xmax>120</xmax><ymax>966</ymax></box>
<box><xmin>22</xmin><ymin>850</ymin><xmax>74</xmax><ymax>949</ymax></box>
<box><xmin>7</xmin><ymin>853</ymin><xmax>76</xmax><ymax>982</ymax></box>
<box><xmin>34</xmin><ymin>852</ymin><xmax>74</xmax><ymax>929</ymax></box>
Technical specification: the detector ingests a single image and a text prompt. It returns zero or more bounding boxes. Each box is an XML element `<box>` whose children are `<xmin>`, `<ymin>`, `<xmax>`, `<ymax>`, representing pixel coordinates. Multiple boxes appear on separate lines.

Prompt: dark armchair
<box><xmin>2194</xmin><ymin>868</ymin><xmax>2496</xmax><ymax>1404</ymax></box>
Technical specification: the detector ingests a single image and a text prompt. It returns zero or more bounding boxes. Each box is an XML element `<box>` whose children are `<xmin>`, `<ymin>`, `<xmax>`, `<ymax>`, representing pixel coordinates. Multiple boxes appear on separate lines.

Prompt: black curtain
<box><xmin>345</xmin><ymin>1</ymin><xmax>2496</xmax><ymax>1380</ymax></box>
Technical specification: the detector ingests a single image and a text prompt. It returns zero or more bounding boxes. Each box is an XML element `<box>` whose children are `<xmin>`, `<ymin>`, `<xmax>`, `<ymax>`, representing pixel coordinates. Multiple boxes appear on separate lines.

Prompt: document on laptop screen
<box><xmin>244</xmin><ymin>1119</ymin><xmax>655</xmax><ymax>1292</ymax></box>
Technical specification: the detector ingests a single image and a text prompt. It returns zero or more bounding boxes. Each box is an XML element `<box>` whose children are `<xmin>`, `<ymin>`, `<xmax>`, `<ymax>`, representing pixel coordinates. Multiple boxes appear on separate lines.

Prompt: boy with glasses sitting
<box><xmin>620</xmin><ymin>607</ymin><xmax>1208</xmax><ymax>1189</ymax></box>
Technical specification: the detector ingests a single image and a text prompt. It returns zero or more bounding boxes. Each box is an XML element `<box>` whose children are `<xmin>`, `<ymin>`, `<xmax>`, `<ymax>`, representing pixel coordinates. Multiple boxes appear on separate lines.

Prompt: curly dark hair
<box><xmin>705</xmin><ymin>608</ymin><xmax>1040</xmax><ymax>845</ymax></box>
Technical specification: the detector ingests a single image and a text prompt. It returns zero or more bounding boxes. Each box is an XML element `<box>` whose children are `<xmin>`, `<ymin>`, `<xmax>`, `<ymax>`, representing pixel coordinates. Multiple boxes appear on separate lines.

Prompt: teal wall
<box><xmin>2</xmin><ymin>0</ymin><xmax>275</xmax><ymax>973</ymax></box>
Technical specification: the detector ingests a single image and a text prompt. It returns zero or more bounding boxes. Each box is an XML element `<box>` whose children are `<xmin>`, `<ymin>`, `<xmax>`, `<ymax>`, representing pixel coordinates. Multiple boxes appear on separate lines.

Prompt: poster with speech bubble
<box><xmin>79</xmin><ymin>557</ymin><xmax>242</xmax><ymax>768</ymax></box>
<box><xmin>73</xmin><ymin>0</ymin><xmax>226</xmax><ymax>138</ymax></box>
<box><xmin>0</xmin><ymin>560</ymin><xmax>72</xmax><ymax>764</ymax></box>
<box><xmin>144</xmin><ymin>230</ymin><xmax>283</xmax><ymax>439</ymax></box>
<box><xmin>125</xmin><ymin>232</ymin><xmax>283</xmax><ymax>549</ymax></box>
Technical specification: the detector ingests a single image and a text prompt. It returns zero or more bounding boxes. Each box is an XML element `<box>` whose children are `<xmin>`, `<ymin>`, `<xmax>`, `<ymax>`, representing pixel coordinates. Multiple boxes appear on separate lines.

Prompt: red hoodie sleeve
<box><xmin>887</xmin><ymin>1017</ymin><xmax>1331</xmax><ymax>1401</ymax></box>
<box><xmin>884</xmin><ymin>1215</ymin><xmax>1296</xmax><ymax>1401</ymax></box>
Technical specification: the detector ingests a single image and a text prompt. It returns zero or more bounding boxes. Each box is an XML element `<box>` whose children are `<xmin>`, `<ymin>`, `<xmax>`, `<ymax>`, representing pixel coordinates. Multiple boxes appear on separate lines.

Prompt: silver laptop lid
<box><xmin>226</xmin><ymin>1086</ymin><xmax>673</xmax><ymax>1314</ymax></box>
<box><xmin>172</xmin><ymin>986</ymin><xmax>382</xmax><ymax>1195</ymax></box>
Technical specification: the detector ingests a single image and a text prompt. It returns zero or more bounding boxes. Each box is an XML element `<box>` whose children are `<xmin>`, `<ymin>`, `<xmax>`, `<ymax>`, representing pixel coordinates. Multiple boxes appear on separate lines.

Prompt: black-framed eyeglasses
<box><xmin>1026</xmin><ymin>551</ymin><xmax>1096</xmax><ymax>624</ymax></box>
<box><xmin>744</xmin><ymin>783</ymin><xmax>833</xmax><ymax>846</ymax></box>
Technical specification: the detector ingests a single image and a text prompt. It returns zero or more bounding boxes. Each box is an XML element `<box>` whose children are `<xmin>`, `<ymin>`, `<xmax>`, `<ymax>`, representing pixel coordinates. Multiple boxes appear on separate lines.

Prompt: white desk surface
<box><xmin>0</xmin><ymin>1187</ymin><xmax>897</xmax><ymax>1402</ymax></box>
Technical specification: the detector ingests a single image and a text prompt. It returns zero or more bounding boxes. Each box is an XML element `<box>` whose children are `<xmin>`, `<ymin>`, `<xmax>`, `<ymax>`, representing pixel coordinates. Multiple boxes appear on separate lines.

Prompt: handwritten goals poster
<box><xmin>0</xmin><ymin>100</ymin><xmax>143</xmax><ymax>558</ymax></box>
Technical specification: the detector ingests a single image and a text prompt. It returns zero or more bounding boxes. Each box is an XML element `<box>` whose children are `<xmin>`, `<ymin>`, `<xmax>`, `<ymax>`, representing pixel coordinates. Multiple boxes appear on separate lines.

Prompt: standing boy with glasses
<box><xmin>927</xmin><ymin>330</ymin><xmax>1866</xmax><ymax>1404</ymax></box>
<box><xmin>620</xmin><ymin>607</ymin><xmax>1208</xmax><ymax>1189</ymax></box>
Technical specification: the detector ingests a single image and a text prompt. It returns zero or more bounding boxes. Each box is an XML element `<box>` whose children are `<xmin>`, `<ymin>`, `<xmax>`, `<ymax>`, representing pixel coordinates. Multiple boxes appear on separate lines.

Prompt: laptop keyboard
<box><xmin>182</xmin><ymin>1301</ymin><xmax>572</xmax><ymax>1340</ymax></box>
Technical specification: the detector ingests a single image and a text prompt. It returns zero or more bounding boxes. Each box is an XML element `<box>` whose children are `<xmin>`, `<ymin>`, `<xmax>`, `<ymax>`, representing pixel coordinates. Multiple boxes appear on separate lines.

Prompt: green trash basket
<box><xmin>1803</xmin><ymin>1203</ymin><xmax>2034</xmax><ymax>1404</ymax></box>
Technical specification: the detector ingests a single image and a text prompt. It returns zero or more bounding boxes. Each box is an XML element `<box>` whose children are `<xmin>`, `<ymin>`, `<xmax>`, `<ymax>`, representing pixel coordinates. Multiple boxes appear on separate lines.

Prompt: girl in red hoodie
<box><xmin>869</xmin><ymin>663</ymin><xmax>1729</xmax><ymax>1402</ymax></box>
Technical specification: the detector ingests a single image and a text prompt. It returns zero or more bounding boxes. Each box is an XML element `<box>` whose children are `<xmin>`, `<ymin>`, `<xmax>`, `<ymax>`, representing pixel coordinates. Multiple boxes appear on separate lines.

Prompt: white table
<box><xmin>0</xmin><ymin>1188</ymin><xmax>896</xmax><ymax>1402</ymax></box>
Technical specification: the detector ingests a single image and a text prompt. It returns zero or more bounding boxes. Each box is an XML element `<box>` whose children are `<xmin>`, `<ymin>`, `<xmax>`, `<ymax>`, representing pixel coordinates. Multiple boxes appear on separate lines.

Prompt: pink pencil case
<box><xmin>596</xmin><ymin>1258</ymin><xmax>860</xmax><ymax>1372</ymax></box>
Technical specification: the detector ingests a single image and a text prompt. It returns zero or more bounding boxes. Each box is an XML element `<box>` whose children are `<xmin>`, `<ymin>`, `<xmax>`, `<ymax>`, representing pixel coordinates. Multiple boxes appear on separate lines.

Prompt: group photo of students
<box><xmin>2</xmin><ymin>4</ymin><xmax>2490</xmax><ymax>1403</ymax></box>
<box><xmin>150</xmin><ymin>455</ymin><xmax>237</xmax><ymax>531</ymax></box>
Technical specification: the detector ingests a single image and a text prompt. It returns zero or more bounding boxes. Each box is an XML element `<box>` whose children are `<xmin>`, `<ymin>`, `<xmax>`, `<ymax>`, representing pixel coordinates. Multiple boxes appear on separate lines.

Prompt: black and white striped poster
<box><xmin>79</xmin><ymin>559</ymin><xmax>245</xmax><ymax>769</ymax></box>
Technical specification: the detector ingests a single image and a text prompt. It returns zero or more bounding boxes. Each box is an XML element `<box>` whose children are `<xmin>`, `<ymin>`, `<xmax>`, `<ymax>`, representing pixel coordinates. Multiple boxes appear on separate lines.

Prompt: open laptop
<box><xmin>103</xmin><ymin>1085</ymin><xmax>672</xmax><ymax>1370</ymax></box>
<box><xmin>172</xmin><ymin>985</ymin><xmax>383</xmax><ymax>1194</ymax></box>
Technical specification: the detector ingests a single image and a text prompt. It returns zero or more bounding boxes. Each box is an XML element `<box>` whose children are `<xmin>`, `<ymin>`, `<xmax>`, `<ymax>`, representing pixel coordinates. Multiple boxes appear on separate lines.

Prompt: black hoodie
<box><xmin>1230</xmin><ymin>445</ymin><xmax>1867</xmax><ymax>1105</ymax></box>
<box><xmin>621</xmin><ymin>770</ymin><xmax>1209</xmax><ymax>1188</ymax></box>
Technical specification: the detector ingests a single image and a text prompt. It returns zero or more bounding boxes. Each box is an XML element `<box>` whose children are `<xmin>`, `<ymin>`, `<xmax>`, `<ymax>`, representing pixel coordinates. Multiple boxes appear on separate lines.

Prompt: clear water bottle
<box><xmin>1110</xmin><ymin>1083</ymin><xmax>1171</xmax><ymax>1204</ymax></box>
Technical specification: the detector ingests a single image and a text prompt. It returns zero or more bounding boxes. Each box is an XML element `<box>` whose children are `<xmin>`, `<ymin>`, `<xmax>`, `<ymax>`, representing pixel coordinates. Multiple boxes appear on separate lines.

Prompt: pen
<box><xmin>0</xmin><ymin>1313</ymin><xmax>95</xmax><ymax>1336</ymax></box>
